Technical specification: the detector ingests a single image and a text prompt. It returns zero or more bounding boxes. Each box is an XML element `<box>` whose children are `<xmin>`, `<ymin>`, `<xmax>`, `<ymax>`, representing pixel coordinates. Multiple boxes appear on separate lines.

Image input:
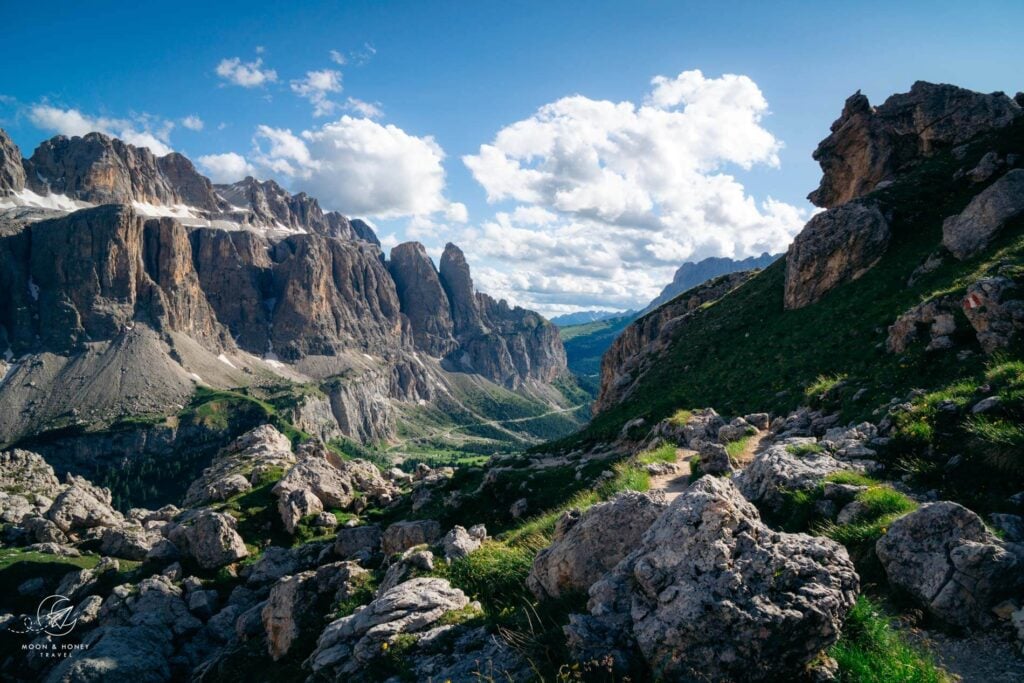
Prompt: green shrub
<box><xmin>831</xmin><ymin>596</ymin><xmax>950</xmax><ymax>682</ymax></box>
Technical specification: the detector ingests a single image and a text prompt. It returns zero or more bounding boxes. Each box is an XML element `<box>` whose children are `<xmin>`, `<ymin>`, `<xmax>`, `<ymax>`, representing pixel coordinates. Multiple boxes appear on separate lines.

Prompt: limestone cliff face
<box><xmin>0</xmin><ymin>129</ymin><xmax>25</xmax><ymax>195</ymax></box>
<box><xmin>384</xmin><ymin>241</ymin><xmax>567</xmax><ymax>388</ymax></box>
<box><xmin>809</xmin><ymin>82</ymin><xmax>1022</xmax><ymax>208</ymax></box>
<box><xmin>594</xmin><ymin>271</ymin><xmax>757</xmax><ymax>414</ymax></box>
<box><xmin>0</xmin><ymin>128</ymin><xmax>571</xmax><ymax>447</ymax></box>
<box><xmin>25</xmin><ymin>133</ymin><xmax>222</xmax><ymax>210</ymax></box>
<box><xmin>389</xmin><ymin>242</ymin><xmax>457</xmax><ymax>357</ymax></box>
<box><xmin>216</xmin><ymin>177</ymin><xmax>359</xmax><ymax>240</ymax></box>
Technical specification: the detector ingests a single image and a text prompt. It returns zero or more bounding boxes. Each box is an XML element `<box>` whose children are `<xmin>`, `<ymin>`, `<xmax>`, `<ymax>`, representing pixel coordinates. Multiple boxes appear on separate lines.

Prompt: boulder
<box><xmin>262</xmin><ymin>571</ymin><xmax>322</xmax><ymax>660</ymax></box>
<box><xmin>784</xmin><ymin>200</ymin><xmax>890</xmax><ymax>309</ymax></box>
<box><xmin>100</xmin><ymin>524</ymin><xmax>162</xmax><ymax>561</ymax></box>
<box><xmin>0</xmin><ymin>449</ymin><xmax>62</xmax><ymax>499</ymax></box>
<box><xmin>717</xmin><ymin>417</ymin><xmax>754</xmax><ymax>444</ymax></box>
<box><xmin>334</xmin><ymin>524</ymin><xmax>383</xmax><ymax>560</ymax></box>
<box><xmin>697</xmin><ymin>441</ymin><xmax>733</xmax><ymax>476</ymax></box>
<box><xmin>886</xmin><ymin>296</ymin><xmax>959</xmax><ymax>353</ymax></box>
<box><xmin>962</xmin><ymin>276</ymin><xmax>1024</xmax><ymax>353</ymax></box>
<box><xmin>183</xmin><ymin>424</ymin><xmax>296</xmax><ymax>507</ymax></box>
<box><xmin>735</xmin><ymin>440</ymin><xmax>850</xmax><ymax>514</ymax></box>
<box><xmin>379</xmin><ymin>549</ymin><xmax>435</xmax><ymax>594</ymax></box>
<box><xmin>943</xmin><ymin>169</ymin><xmax>1024</xmax><ymax>259</ymax></box>
<box><xmin>181</xmin><ymin>510</ymin><xmax>248</xmax><ymax>570</ymax></box>
<box><xmin>381</xmin><ymin>520</ymin><xmax>441</xmax><ymax>556</ymax></box>
<box><xmin>278</xmin><ymin>487</ymin><xmax>324</xmax><ymax>535</ymax></box>
<box><xmin>876</xmin><ymin>501</ymin><xmax>1024</xmax><ymax>627</ymax></box>
<box><xmin>440</xmin><ymin>525</ymin><xmax>483</xmax><ymax>562</ymax></box>
<box><xmin>307</xmin><ymin>577</ymin><xmax>470</xmax><ymax>676</ymax></box>
<box><xmin>527</xmin><ymin>491</ymin><xmax>667</xmax><ymax>601</ymax></box>
<box><xmin>273</xmin><ymin>442</ymin><xmax>397</xmax><ymax>519</ymax></box>
<box><xmin>46</xmin><ymin>475</ymin><xmax>122</xmax><ymax>533</ymax></box>
<box><xmin>567</xmin><ymin>477</ymin><xmax>859</xmax><ymax>681</ymax></box>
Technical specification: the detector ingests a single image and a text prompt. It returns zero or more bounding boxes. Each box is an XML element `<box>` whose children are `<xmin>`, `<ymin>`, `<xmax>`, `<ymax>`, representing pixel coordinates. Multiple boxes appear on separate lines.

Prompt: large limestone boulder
<box><xmin>176</xmin><ymin>510</ymin><xmax>248</xmax><ymax>570</ymax></box>
<box><xmin>527</xmin><ymin>491</ymin><xmax>667</xmax><ymax>601</ymax></box>
<box><xmin>735</xmin><ymin>440</ymin><xmax>850</xmax><ymax>514</ymax></box>
<box><xmin>0</xmin><ymin>448</ymin><xmax>62</xmax><ymax>497</ymax></box>
<box><xmin>943</xmin><ymin>169</ymin><xmax>1024</xmax><ymax>260</ymax></box>
<box><xmin>381</xmin><ymin>519</ymin><xmax>441</xmax><ymax>556</ymax></box>
<box><xmin>809</xmin><ymin>82</ymin><xmax>1022</xmax><ymax>209</ymax></box>
<box><xmin>334</xmin><ymin>524</ymin><xmax>383</xmax><ymax>560</ymax></box>
<box><xmin>262</xmin><ymin>571</ymin><xmax>322</xmax><ymax>661</ymax></box>
<box><xmin>876</xmin><ymin>501</ymin><xmax>1024</xmax><ymax>627</ymax></box>
<box><xmin>100</xmin><ymin>524</ymin><xmax>162</xmax><ymax>561</ymax></box>
<box><xmin>183</xmin><ymin>424</ymin><xmax>296</xmax><ymax>507</ymax></box>
<box><xmin>273</xmin><ymin>442</ymin><xmax>398</xmax><ymax>533</ymax></box>
<box><xmin>307</xmin><ymin>577</ymin><xmax>470</xmax><ymax>676</ymax></box>
<box><xmin>46</xmin><ymin>475</ymin><xmax>122</xmax><ymax>533</ymax></box>
<box><xmin>567</xmin><ymin>477</ymin><xmax>859</xmax><ymax>681</ymax></box>
<box><xmin>784</xmin><ymin>200</ymin><xmax>890</xmax><ymax>309</ymax></box>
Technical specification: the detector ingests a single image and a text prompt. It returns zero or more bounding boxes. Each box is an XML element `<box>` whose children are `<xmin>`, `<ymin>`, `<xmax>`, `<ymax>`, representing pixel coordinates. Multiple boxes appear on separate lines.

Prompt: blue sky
<box><xmin>2</xmin><ymin>1</ymin><xmax>1022</xmax><ymax>314</ymax></box>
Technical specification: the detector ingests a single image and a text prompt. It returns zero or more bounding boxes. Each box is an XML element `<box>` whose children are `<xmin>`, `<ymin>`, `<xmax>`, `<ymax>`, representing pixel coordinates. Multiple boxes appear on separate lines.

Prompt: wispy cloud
<box><xmin>216</xmin><ymin>57</ymin><xmax>277</xmax><ymax>88</ymax></box>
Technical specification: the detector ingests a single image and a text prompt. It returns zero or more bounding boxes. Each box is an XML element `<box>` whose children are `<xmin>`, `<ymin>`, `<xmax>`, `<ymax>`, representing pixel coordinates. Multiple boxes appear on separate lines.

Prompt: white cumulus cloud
<box><xmin>344</xmin><ymin>97</ymin><xmax>383</xmax><ymax>119</ymax></box>
<box><xmin>216</xmin><ymin>57</ymin><xmax>277</xmax><ymax>88</ymax></box>
<box><xmin>248</xmin><ymin>116</ymin><xmax>449</xmax><ymax>218</ymax></box>
<box><xmin>181</xmin><ymin>115</ymin><xmax>204</xmax><ymax>131</ymax></box>
<box><xmin>460</xmin><ymin>69</ymin><xmax>808</xmax><ymax>312</ymax></box>
<box><xmin>291</xmin><ymin>69</ymin><xmax>343</xmax><ymax>117</ymax></box>
<box><xmin>28</xmin><ymin>104</ymin><xmax>175</xmax><ymax>156</ymax></box>
<box><xmin>197</xmin><ymin>152</ymin><xmax>256</xmax><ymax>183</ymax></box>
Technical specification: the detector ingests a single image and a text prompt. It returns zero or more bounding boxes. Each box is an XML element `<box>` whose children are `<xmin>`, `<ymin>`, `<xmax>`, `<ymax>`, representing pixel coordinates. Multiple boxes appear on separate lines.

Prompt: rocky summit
<box><xmin>3</xmin><ymin>61</ymin><xmax>1024</xmax><ymax>683</ymax></box>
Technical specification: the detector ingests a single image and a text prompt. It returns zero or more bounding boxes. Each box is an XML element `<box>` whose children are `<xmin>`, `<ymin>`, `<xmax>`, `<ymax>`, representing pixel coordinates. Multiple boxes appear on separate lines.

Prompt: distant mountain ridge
<box><xmin>550</xmin><ymin>310</ymin><xmax>630</xmax><ymax>327</ymax></box>
<box><xmin>643</xmin><ymin>252</ymin><xmax>781</xmax><ymax>313</ymax></box>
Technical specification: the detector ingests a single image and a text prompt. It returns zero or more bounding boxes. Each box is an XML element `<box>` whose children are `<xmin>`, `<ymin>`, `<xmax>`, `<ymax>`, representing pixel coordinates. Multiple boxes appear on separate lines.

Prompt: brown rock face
<box><xmin>0</xmin><ymin>129</ymin><xmax>25</xmax><ymax>195</ymax></box>
<box><xmin>783</xmin><ymin>201</ymin><xmax>890</xmax><ymax>310</ymax></box>
<box><xmin>439</xmin><ymin>242</ymin><xmax>484</xmax><ymax>336</ymax></box>
<box><xmin>271</xmin><ymin>236</ymin><xmax>404</xmax><ymax>359</ymax></box>
<box><xmin>215</xmin><ymin>177</ymin><xmax>358</xmax><ymax>239</ymax></box>
<box><xmin>809</xmin><ymin>82</ymin><xmax>1022</xmax><ymax>208</ymax></box>
<box><xmin>595</xmin><ymin>270</ymin><xmax>756</xmax><ymax>413</ymax></box>
<box><xmin>388</xmin><ymin>242</ymin><xmax>458</xmax><ymax>357</ymax></box>
<box><xmin>25</xmin><ymin>132</ymin><xmax>221</xmax><ymax>210</ymax></box>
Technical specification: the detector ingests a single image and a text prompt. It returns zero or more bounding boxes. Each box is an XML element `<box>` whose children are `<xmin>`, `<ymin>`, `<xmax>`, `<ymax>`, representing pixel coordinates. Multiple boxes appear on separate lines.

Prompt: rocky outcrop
<box><xmin>307</xmin><ymin>577</ymin><xmax>470</xmax><ymax>676</ymax></box>
<box><xmin>527</xmin><ymin>491</ymin><xmax>666</xmax><ymax>600</ymax></box>
<box><xmin>963</xmin><ymin>275</ymin><xmax>1024</xmax><ymax>353</ymax></box>
<box><xmin>26</xmin><ymin>132</ymin><xmax>221</xmax><ymax>210</ymax></box>
<box><xmin>381</xmin><ymin>520</ymin><xmax>442</xmax><ymax>556</ymax></box>
<box><xmin>886</xmin><ymin>295</ymin><xmax>959</xmax><ymax>353</ymax></box>
<box><xmin>943</xmin><ymin>169</ymin><xmax>1024</xmax><ymax>259</ymax></box>
<box><xmin>735</xmin><ymin>438</ymin><xmax>856</xmax><ymax>515</ymax></box>
<box><xmin>172</xmin><ymin>509</ymin><xmax>248</xmax><ymax>570</ymax></box>
<box><xmin>595</xmin><ymin>271</ymin><xmax>755</xmax><ymax>413</ymax></box>
<box><xmin>784</xmin><ymin>200</ymin><xmax>890</xmax><ymax>309</ymax></box>
<box><xmin>0</xmin><ymin>129</ymin><xmax>25</xmax><ymax>195</ymax></box>
<box><xmin>215</xmin><ymin>177</ymin><xmax>357</xmax><ymax>239</ymax></box>
<box><xmin>567</xmin><ymin>476</ymin><xmax>858</xmax><ymax>681</ymax></box>
<box><xmin>876</xmin><ymin>501</ymin><xmax>1024</xmax><ymax>627</ymax></box>
<box><xmin>389</xmin><ymin>242</ymin><xmax>457</xmax><ymax>357</ymax></box>
<box><xmin>46</xmin><ymin>475</ymin><xmax>122</xmax><ymax>533</ymax></box>
<box><xmin>809</xmin><ymin>82</ymin><xmax>1022</xmax><ymax>208</ymax></box>
<box><xmin>184</xmin><ymin>425</ymin><xmax>296</xmax><ymax>507</ymax></box>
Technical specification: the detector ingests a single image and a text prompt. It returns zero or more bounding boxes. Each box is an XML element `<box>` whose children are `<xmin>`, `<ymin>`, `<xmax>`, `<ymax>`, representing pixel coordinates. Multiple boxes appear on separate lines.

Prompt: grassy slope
<box><xmin>554</xmin><ymin>119</ymin><xmax>1024</xmax><ymax>449</ymax></box>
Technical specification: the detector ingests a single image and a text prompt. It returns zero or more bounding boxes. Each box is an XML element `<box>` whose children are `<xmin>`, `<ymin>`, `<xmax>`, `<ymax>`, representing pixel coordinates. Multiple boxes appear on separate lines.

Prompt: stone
<box><xmin>809</xmin><ymin>82</ymin><xmax>1022</xmax><ymax>208</ymax></box>
<box><xmin>0</xmin><ymin>128</ymin><xmax>25</xmax><ymax>194</ymax></box>
<box><xmin>509</xmin><ymin>498</ymin><xmax>529</xmax><ymax>519</ymax></box>
<box><xmin>736</xmin><ymin>440</ymin><xmax>851</xmax><ymax>514</ymax></box>
<box><xmin>991</xmin><ymin>514</ymin><xmax>1024</xmax><ymax>542</ymax></box>
<box><xmin>23</xmin><ymin>516</ymin><xmax>68</xmax><ymax>544</ymax></box>
<box><xmin>698</xmin><ymin>441</ymin><xmax>734</xmax><ymax>476</ymax></box>
<box><xmin>0</xmin><ymin>448</ymin><xmax>62</xmax><ymax>499</ymax></box>
<box><xmin>278</xmin><ymin>487</ymin><xmax>324</xmax><ymax>535</ymax></box>
<box><xmin>717</xmin><ymin>417</ymin><xmax>754</xmax><ymax>443</ymax></box>
<box><xmin>381</xmin><ymin>520</ymin><xmax>441</xmax><ymax>556</ymax></box>
<box><xmin>784</xmin><ymin>200</ymin><xmax>890</xmax><ymax>310</ymax></box>
<box><xmin>972</xmin><ymin>395</ymin><xmax>1003</xmax><ymax>414</ymax></box>
<box><xmin>334</xmin><ymin>524</ymin><xmax>383</xmax><ymax>560</ymax></box>
<box><xmin>100</xmin><ymin>524</ymin><xmax>161</xmax><ymax>561</ymax></box>
<box><xmin>262</xmin><ymin>571</ymin><xmax>323</xmax><ymax>661</ymax></box>
<box><xmin>876</xmin><ymin>501</ymin><xmax>1024</xmax><ymax>627</ymax></box>
<box><xmin>274</xmin><ymin>442</ymin><xmax>398</xmax><ymax>515</ymax></box>
<box><xmin>567</xmin><ymin>477</ymin><xmax>858</xmax><ymax>681</ymax></box>
<box><xmin>46</xmin><ymin>475</ymin><xmax>121</xmax><ymax>533</ymax></box>
<box><xmin>181</xmin><ymin>510</ymin><xmax>248</xmax><ymax>570</ymax></box>
<box><xmin>962</xmin><ymin>276</ymin><xmax>1024</xmax><ymax>353</ymax></box>
<box><xmin>379</xmin><ymin>549</ymin><xmax>436</xmax><ymax>594</ymax></box>
<box><xmin>527</xmin><ymin>491</ymin><xmax>667</xmax><ymax>601</ymax></box>
<box><xmin>441</xmin><ymin>525</ymin><xmax>483</xmax><ymax>562</ymax></box>
<box><xmin>307</xmin><ymin>578</ymin><xmax>470</xmax><ymax>676</ymax></box>
<box><xmin>943</xmin><ymin>169</ymin><xmax>1024</xmax><ymax>259</ymax></box>
<box><xmin>886</xmin><ymin>296</ymin><xmax>959</xmax><ymax>353</ymax></box>
<box><xmin>743</xmin><ymin>412</ymin><xmax>770</xmax><ymax>430</ymax></box>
